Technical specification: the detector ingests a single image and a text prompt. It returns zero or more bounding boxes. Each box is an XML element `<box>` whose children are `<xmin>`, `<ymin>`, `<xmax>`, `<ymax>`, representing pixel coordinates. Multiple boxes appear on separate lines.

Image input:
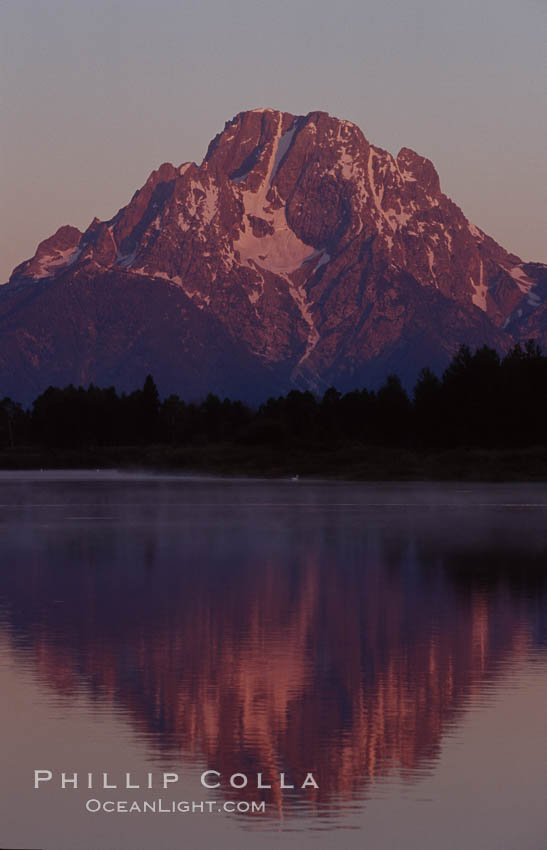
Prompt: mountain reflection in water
<box><xmin>0</xmin><ymin>476</ymin><xmax>546</xmax><ymax>817</ymax></box>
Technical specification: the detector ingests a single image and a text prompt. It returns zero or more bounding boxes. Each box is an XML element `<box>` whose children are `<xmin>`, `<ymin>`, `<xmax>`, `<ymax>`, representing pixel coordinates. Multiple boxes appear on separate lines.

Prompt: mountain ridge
<box><xmin>2</xmin><ymin>108</ymin><xmax>546</xmax><ymax>403</ymax></box>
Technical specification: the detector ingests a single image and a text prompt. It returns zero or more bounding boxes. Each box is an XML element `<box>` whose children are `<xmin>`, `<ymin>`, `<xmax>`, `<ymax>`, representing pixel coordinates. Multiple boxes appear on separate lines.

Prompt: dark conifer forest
<box><xmin>1</xmin><ymin>343</ymin><xmax>547</xmax><ymax>479</ymax></box>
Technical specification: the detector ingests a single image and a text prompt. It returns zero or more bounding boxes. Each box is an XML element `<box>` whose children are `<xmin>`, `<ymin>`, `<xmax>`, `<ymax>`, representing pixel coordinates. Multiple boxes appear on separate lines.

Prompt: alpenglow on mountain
<box><xmin>2</xmin><ymin>108</ymin><xmax>546</xmax><ymax>403</ymax></box>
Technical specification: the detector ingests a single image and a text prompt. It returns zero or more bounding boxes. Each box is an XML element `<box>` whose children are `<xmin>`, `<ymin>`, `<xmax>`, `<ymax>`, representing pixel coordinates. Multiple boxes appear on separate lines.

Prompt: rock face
<box><xmin>2</xmin><ymin>108</ymin><xmax>546</xmax><ymax>403</ymax></box>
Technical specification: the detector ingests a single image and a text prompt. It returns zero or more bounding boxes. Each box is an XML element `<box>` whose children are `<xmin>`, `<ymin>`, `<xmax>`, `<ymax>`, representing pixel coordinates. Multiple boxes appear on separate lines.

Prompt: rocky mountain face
<box><xmin>2</xmin><ymin>108</ymin><xmax>546</xmax><ymax>403</ymax></box>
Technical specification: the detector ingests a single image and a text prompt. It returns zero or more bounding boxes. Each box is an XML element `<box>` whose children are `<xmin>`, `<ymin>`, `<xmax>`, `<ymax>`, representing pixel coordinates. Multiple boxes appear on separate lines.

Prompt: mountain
<box><xmin>2</xmin><ymin>108</ymin><xmax>546</xmax><ymax>404</ymax></box>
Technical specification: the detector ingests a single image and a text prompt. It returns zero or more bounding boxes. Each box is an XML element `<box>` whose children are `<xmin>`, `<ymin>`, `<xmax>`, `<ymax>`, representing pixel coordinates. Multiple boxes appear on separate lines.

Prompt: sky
<box><xmin>0</xmin><ymin>0</ymin><xmax>545</xmax><ymax>283</ymax></box>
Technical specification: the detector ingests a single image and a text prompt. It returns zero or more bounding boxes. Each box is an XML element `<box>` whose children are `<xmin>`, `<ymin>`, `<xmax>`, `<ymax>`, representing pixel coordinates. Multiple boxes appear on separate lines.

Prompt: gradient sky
<box><xmin>1</xmin><ymin>0</ymin><xmax>545</xmax><ymax>283</ymax></box>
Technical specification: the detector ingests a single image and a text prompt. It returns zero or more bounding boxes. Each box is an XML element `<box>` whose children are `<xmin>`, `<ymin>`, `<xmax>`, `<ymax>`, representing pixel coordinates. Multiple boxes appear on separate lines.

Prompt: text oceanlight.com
<box><xmin>85</xmin><ymin>799</ymin><xmax>266</xmax><ymax>814</ymax></box>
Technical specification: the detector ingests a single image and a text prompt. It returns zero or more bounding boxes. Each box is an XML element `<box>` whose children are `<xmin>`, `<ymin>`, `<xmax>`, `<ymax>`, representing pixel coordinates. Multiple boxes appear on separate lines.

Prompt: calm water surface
<box><xmin>0</xmin><ymin>472</ymin><xmax>546</xmax><ymax>850</ymax></box>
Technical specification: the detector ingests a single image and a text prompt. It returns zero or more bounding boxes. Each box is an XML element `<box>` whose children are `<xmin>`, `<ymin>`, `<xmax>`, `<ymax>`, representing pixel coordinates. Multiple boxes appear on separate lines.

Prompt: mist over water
<box><xmin>0</xmin><ymin>473</ymin><xmax>546</xmax><ymax>849</ymax></box>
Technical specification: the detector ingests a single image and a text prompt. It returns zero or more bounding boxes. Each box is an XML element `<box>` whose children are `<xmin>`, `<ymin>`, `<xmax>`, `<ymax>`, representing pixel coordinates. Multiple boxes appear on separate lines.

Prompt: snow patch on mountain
<box><xmin>312</xmin><ymin>250</ymin><xmax>331</xmax><ymax>271</ymax></box>
<box><xmin>426</xmin><ymin>247</ymin><xmax>436</xmax><ymax>282</ymax></box>
<box><xmin>280</xmin><ymin>272</ymin><xmax>320</xmax><ymax>365</ymax></box>
<box><xmin>399</xmin><ymin>169</ymin><xmax>417</xmax><ymax>182</ymax></box>
<box><xmin>117</xmin><ymin>248</ymin><xmax>137</xmax><ymax>268</ymax></box>
<box><xmin>151</xmin><ymin>271</ymin><xmax>183</xmax><ymax>285</ymax></box>
<box><xmin>32</xmin><ymin>246</ymin><xmax>81</xmax><ymax>279</ymax></box>
<box><xmin>470</xmin><ymin>277</ymin><xmax>487</xmax><ymax>310</ymax></box>
<box><xmin>335</xmin><ymin>146</ymin><xmax>355</xmax><ymax>180</ymax></box>
<box><xmin>235</xmin><ymin>220</ymin><xmax>315</xmax><ymax>274</ymax></box>
<box><xmin>177</xmin><ymin>211</ymin><xmax>190</xmax><ymax>232</ymax></box>
<box><xmin>232</xmin><ymin>170</ymin><xmax>251</xmax><ymax>184</ymax></box>
<box><xmin>201</xmin><ymin>183</ymin><xmax>218</xmax><ymax>226</ymax></box>
<box><xmin>468</xmin><ymin>221</ymin><xmax>484</xmax><ymax>241</ymax></box>
<box><xmin>145</xmin><ymin>269</ymin><xmax>211</xmax><ymax>308</ymax></box>
<box><xmin>386</xmin><ymin>208</ymin><xmax>412</xmax><ymax>228</ymax></box>
<box><xmin>367</xmin><ymin>149</ymin><xmax>390</xmax><ymax>233</ymax></box>
<box><xmin>271</xmin><ymin>121</ymin><xmax>297</xmax><ymax>181</ymax></box>
<box><xmin>506</xmin><ymin>264</ymin><xmax>535</xmax><ymax>293</ymax></box>
<box><xmin>233</xmin><ymin>113</ymin><xmax>316</xmax><ymax>274</ymax></box>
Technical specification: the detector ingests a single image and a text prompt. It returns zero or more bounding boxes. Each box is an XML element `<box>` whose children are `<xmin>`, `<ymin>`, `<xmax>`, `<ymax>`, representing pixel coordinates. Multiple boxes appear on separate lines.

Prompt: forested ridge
<box><xmin>1</xmin><ymin>343</ymin><xmax>546</xmax><ymax>478</ymax></box>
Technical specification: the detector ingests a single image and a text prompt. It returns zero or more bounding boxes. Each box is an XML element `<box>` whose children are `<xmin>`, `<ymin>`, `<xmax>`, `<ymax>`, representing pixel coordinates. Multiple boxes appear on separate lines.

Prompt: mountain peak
<box><xmin>9</xmin><ymin>224</ymin><xmax>82</xmax><ymax>284</ymax></box>
<box><xmin>2</xmin><ymin>108</ymin><xmax>545</xmax><ymax>404</ymax></box>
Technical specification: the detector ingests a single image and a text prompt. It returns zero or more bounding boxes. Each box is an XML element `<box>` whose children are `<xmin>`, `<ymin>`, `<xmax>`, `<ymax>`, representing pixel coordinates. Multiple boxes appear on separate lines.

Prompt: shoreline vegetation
<box><xmin>1</xmin><ymin>343</ymin><xmax>546</xmax><ymax>481</ymax></box>
<box><xmin>1</xmin><ymin>444</ymin><xmax>547</xmax><ymax>482</ymax></box>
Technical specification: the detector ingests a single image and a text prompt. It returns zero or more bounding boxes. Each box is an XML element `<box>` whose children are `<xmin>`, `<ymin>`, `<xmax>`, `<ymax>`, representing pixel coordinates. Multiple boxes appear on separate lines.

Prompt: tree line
<box><xmin>1</xmin><ymin>342</ymin><xmax>546</xmax><ymax>452</ymax></box>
